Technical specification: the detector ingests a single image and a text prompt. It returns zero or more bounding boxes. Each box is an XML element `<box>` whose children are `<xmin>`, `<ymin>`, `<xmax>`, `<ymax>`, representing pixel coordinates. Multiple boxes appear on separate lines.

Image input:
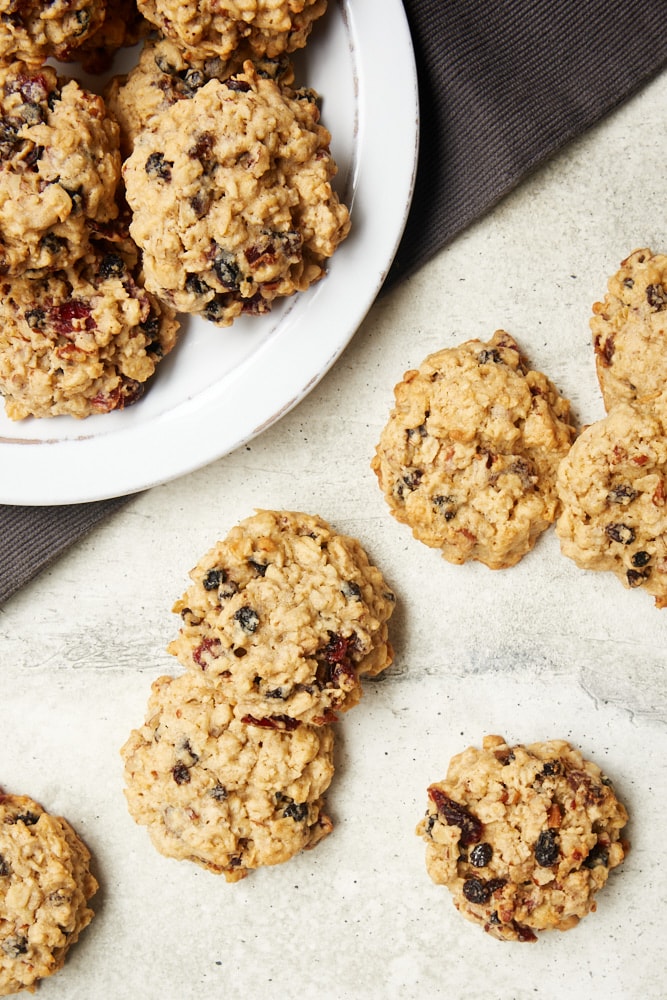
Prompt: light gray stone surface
<box><xmin>2</xmin><ymin>65</ymin><xmax>667</xmax><ymax>1000</ymax></box>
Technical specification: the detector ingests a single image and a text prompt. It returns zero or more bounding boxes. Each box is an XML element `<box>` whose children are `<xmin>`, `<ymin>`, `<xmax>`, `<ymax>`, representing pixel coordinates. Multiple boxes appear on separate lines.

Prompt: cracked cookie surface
<box><xmin>0</xmin><ymin>792</ymin><xmax>97</xmax><ymax>996</ymax></box>
<box><xmin>556</xmin><ymin>396</ymin><xmax>667</xmax><ymax>607</ymax></box>
<box><xmin>121</xmin><ymin>672</ymin><xmax>335</xmax><ymax>881</ymax></box>
<box><xmin>167</xmin><ymin>509</ymin><xmax>395</xmax><ymax>726</ymax></box>
<box><xmin>416</xmin><ymin>735</ymin><xmax>628</xmax><ymax>942</ymax></box>
<box><xmin>0</xmin><ymin>61</ymin><xmax>120</xmax><ymax>278</ymax></box>
<box><xmin>122</xmin><ymin>63</ymin><xmax>350</xmax><ymax>326</ymax></box>
<box><xmin>592</xmin><ymin>248</ymin><xmax>667</xmax><ymax>411</ymax></box>
<box><xmin>372</xmin><ymin>331</ymin><xmax>576</xmax><ymax>569</ymax></box>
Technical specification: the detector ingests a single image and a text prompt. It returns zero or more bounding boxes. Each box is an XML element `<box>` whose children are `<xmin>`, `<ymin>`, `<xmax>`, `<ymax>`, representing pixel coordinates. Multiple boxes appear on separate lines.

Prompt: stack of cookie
<box><xmin>556</xmin><ymin>248</ymin><xmax>667</xmax><ymax>608</ymax></box>
<box><xmin>121</xmin><ymin>509</ymin><xmax>396</xmax><ymax>881</ymax></box>
<box><xmin>0</xmin><ymin>1</ymin><xmax>350</xmax><ymax>419</ymax></box>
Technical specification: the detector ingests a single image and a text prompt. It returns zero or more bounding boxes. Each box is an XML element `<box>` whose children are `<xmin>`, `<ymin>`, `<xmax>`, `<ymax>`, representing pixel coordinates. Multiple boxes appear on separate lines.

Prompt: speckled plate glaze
<box><xmin>0</xmin><ymin>0</ymin><xmax>419</xmax><ymax>505</ymax></box>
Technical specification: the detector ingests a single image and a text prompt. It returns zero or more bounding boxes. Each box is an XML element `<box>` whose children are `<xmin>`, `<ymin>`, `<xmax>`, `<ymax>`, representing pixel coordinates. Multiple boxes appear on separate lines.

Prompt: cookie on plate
<box><xmin>121</xmin><ymin>672</ymin><xmax>335</xmax><ymax>881</ymax></box>
<box><xmin>0</xmin><ymin>235</ymin><xmax>179</xmax><ymax>419</ymax></box>
<box><xmin>0</xmin><ymin>61</ymin><xmax>121</xmax><ymax>278</ymax></box>
<box><xmin>555</xmin><ymin>396</ymin><xmax>667</xmax><ymax>607</ymax></box>
<box><xmin>416</xmin><ymin>735</ymin><xmax>628</xmax><ymax>942</ymax></box>
<box><xmin>0</xmin><ymin>791</ymin><xmax>98</xmax><ymax>996</ymax></box>
<box><xmin>135</xmin><ymin>0</ymin><xmax>327</xmax><ymax>61</ymax></box>
<box><xmin>0</xmin><ymin>0</ymin><xmax>106</xmax><ymax>64</ymax></box>
<box><xmin>167</xmin><ymin>510</ymin><xmax>395</xmax><ymax>726</ymax></box>
<box><xmin>105</xmin><ymin>36</ymin><xmax>294</xmax><ymax>156</ymax></box>
<box><xmin>122</xmin><ymin>63</ymin><xmax>350</xmax><ymax>326</ymax></box>
<box><xmin>371</xmin><ymin>331</ymin><xmax>576</xmax><ymax>569</ymax></box>
<box><xmin>591</xmin><ymin>248</ymin><xmax>667</xmax><ymax>411</ymax></box>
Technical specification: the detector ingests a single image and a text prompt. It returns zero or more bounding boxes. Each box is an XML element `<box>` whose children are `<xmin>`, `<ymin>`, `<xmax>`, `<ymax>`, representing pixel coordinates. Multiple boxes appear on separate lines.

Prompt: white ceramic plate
<box><xmin>0</xmin><ymin>0</ymin><xmax>419</xmax><ymax>505</ymax></box>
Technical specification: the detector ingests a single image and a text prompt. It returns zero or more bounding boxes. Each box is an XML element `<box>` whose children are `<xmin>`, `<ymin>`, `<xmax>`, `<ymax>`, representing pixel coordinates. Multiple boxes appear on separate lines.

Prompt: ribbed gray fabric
<box><xmin>3</xmin><ymin>0</ymin><xmax>667</xmax><ymax>605</ymax></box>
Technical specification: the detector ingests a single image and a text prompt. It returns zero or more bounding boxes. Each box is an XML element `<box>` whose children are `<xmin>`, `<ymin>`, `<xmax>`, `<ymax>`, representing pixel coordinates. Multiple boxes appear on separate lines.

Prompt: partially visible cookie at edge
<box><xmin>167</xmin><ymin>509</ymin><xmax>395</xmax><ymax>726</ymax></box>
<box><xmin>372</xmin><ymin>331</ymin><xmax>577</xmax><ymax>569</ymax></box>
<box><xmin>121</xmin><ymin>672</ymin><xmax>335</xmax><ymax>881</ymax></box>
<box><xmin>556</xmin><ymin>395</ymin><xmax>667</xmax><ymax>607</ymax></box>
<box><xmin>416</xmin><ymin>735</ymin><xmax>628</xmax><ymax>942</ymax></box>
<box><xmin>591</xmin><ymin>247</ymin><xmax>667</xmax><ymax>411</ymax></box>
<box><xmin>0</xmin><ymin>791</ymin><xmax>98</xmax><ymax>996</ymax></box>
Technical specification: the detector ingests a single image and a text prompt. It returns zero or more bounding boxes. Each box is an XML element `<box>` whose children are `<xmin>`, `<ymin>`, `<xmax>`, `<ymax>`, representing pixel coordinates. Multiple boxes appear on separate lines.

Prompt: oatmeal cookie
<box><xmin>0</xmin><ymin>62</ymin><xmax>121</xmax><ymax>278</ymax></box>
<box><xmin>122</xmin><ymin>63</ymin><xmax>350</xmax><ymax>326</ymax></box>
<box><xmin>0</xmin><ymin>791</ymin><xmax>97</xmax><ymax>996</ymax></box>
<box><xmin>121</xmin><ymin>672</ymin><xmax>334</xmax><ymax>881</ymax></box>
<box><xmin>416</xmin><ymin>735</ymin><xmax>628</xmax><ymax>942</ymax></box>
<box><xmin>372</xmin><ymin>331</ymin><xmax>576</xmax><ymax>569</ymax></box>
<box><xmin>0</xmin><ymin>0</ymin><xmax>106</xmax><ymax>64</ymax></box>
<box><xmin>105</xmin><ymin>36</ymin><xmax>294</xmax><ymax>156</ymax></box>
<box><xmin>167</xmin><ymin>510</ymin><xmax>395</xmax><ymax>726</ymax></box>
<box><xmin>135</xmin><ymin>0</ymin><xmax>327</xmax><ymax>61</ymax></box>
<box><xmin>592</xmin><ymin>248</ymin><xmax>667</xmax><ymax>411</ymax></box>
<box><xmin>555</xmin><ymin>397</ymin><xmax>667</xmax><ymax>607</ymax></box>
<box><xmin>0</xmin><ymin>235</ymin><xmax>179</xmax><ymax>419</ymax></box>
<box><xmin>63</xmin><ymin>0</ymin><xmax>151</xmax><ymax>73</ymax></box>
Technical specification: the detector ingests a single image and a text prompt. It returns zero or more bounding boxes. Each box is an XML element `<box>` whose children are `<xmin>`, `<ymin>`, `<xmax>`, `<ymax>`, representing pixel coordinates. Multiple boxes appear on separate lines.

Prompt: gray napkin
<box><xmin>3</xmin><ymin>0</ymin><xmax>667</xmax><ymax>605</ymax></box>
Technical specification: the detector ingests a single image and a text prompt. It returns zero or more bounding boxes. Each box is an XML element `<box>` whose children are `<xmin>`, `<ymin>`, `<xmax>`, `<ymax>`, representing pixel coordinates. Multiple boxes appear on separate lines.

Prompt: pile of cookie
<box><xmin>0</xmin><ymin>0</ymin><xmax>349</xmax><ymax>419</ymax></box>
<box><xmin>0</xmin><ymin>789</ymin><xmax>98</xmax><ymax>996</ymax></box>
<box><xmin>373</xmin><ymin>252</ymin><xmax>667</xmax><ymax>608</ymax></box>
<box><xmin>556</xmin><ymin>248</ymin><xmax>667</xmax><ymax>608</ymax></box>
<box><xmin>120</xmin><ymin>509</ymin><xmax>396</xmax><ymax>881</ymax></box>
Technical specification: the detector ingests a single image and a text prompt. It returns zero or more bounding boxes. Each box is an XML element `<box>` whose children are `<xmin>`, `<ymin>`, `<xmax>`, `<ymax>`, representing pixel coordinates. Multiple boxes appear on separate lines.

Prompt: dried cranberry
<box><xmin>192</xmin><ymin>636</ymin><xmax>221</xmax><ymax>667</ymax></box>
<box><xmin>534</xmin><ymin>829</ymin><xmax>559</xmax><ymax>867</ymax></box>
<box><xmin>427</xmin><ymin>787</ymin><xmax>483</xmax><ymax>846</ymax></box>
<box><xmin>49</xmin><ymin>300</ymin><xmax>93</xmax><ymax>335</ymax></box>
<box><xmin>469</xmin><ymin>842</ymin><xmax>493</xmax><ymax>867</ymax></box>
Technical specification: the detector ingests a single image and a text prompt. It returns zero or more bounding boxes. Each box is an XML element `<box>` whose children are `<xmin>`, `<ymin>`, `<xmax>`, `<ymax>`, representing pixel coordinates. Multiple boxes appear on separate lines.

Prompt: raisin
<box><xmin>73</xmin><ymin>8</ymin><xmax>91</xmax><ymax>34</ymax></box>
<box><xmin>0</xmin><ymin>854</ymin><xmax>9</xmax><ymax>876</ymax></box>
<box><xmin>62</xmin><ymin>185</ymin><xmax>84</xmax><ymax>212</ymax></box>
<box><xmin>265</xmin><ymin>687</ymin><xmax>286</xmax><ymax>699</ymax></box>
<box><xmin>627</xmin><ymin>567</ymin><xmax>650</xmax><ymax>587</ymax></box>
<box><xmin>631</xmin><ymin>550</ymin><xmax>651</xmax><ymax>567</ymax></box>
<box><xmin>234</xmin><ymin>606</ymin><xmax>259</xmax><ymax>633</ymax></box>
<box><xmin>202</xmin><ymin>568</ymin><xmax>225</xmax><ymax>591</ymax></box>
<box><xmin>248</xmin><ymin>558</ymin><xmax>267</xmax><ymax>576</ymax></box>
<box><xmin>462</xmin><ymin>877</ymin><xmax>490</xmax><ymax>904</ymax></box>
<box><xmin>646</xmin><ymin>283</ymin><xmax>667</xmax><ymax>310</ymax></box>
<box><xmin>341</xmin><ymin>580</ymin><xmax>361</xmax><ymax>600</ymax></box>
<box><xmin>539</xmin><ymin>759</ymin><xmax>562</xmax><ymax>777</ymax></box>
<box><xmin>402</xmin><ymin>469</ymin><xmax>423</xmax><ymax>491</ymax></box>
<box><xmin>209</xmin><ymin>785</ymin><xmax>227</xmax><ymax>801</ymax></box>
<box><xmin>280</xmin><ymin>797</ymin><xmax>308</xmax><ymax>822</ymax></box>
<box><xmin>534</xmin><ymin>829</ymin><xmax>559</xmax><ymax>867</ymax></box>
<box><xmin>185</xmin><ymin>273</ymin><xmax>211</xmax><ymax>298</ymax></box>
<box><xmin>171</xmin><ymin>763</ymin><xmax>191</xmax><ymax>785</ymax></box>
<box><xmin>2</xmin><ymin>936</ymin><xmax>28</xmax><ymax>958</ymax></box>
<box><xmin>469</xmin><ymin>842</ymin><xmax>493</xmax><ymax>867</ymax></box>
<box><xmin>14</xmin><ymin>811</ymin><xmax>39</xmax><ymax>826</ymax></box>
<box><xmin>40</xmin><ymin>233</ymin><xmax>67</xmax><ymax>256</ymax></box>
<box><xmin>427</xmin><ymin>787</ymin><xmax>483</xmax><ymax>846</ymax></box>
<box><xmin>182</xmin><ymin>68</ymin><xmax>206</xmax><ymax>93</ymax></box>
<box><xmin>187</xmin><ymin>131</ymin><xmax>215</xmax><ymax>163</ymax></box>
<box><xmin>605</xmin><ymin>522</ymin><xmax>635</xmax><ymax>545</ymax></box>
<box><xmin>213</xmin><ymin>247</ymin><xmax>241</xmax><ymax>290</ymax></box>
<box><xmin>478</xmin><ymin>348</ymin><xmax>502</xmax><ymax>364</ymax></box>
<box><xmin>606</xmin><ymin>485</ymin><xmax>638</xmax><ymax>504</ymax></box>
<box><xmin>225</xmin><ymin>76</ymin><xmax>252</xmax><ymax>93</ymax></box>
<box><xmin>98</xmin><ymin>253</ymin><xmax>125</xmax><ymax>280</ymax></box>
<box><xmin>24</xmin><ymin>307</ymin><xmax>45</xmax><ymax>329</ymax></box>
<box><xmin>433</xmin><ymin>494</ymin><xmax>457</xmax><ymax>520</ymax></box>
<box><xmin>145</xmin><ymin>151</ymin><xmax>173</xmax><ymax>181</ymax></box>
<box><xmin>582</xmin><ymin>842</ymin><xmax>609</xmax><ymax>869</ymax></box>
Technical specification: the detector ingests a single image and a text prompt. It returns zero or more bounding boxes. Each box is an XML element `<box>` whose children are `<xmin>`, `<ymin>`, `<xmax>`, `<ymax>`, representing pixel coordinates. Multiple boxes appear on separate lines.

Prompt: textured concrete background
<box><xmin>2</xmin><ymin>60</ymin><xmax>667</xmax><ymax>1000</ymax></box>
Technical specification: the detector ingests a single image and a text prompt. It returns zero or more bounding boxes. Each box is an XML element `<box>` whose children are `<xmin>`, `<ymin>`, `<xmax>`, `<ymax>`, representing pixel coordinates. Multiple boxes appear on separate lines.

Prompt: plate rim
<box><xmin>0</xmin><ymin>0</ymin><xmax>419</xmax><ymax>505</ymax></box>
